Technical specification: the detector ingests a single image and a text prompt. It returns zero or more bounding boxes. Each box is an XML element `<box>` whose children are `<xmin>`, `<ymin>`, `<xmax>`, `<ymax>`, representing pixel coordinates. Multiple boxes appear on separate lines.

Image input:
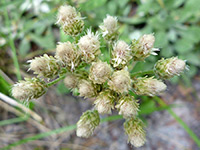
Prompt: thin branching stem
<box><xmin>47</xmin><ymin>75</ymin><xmax>66</xmax><ymax>87</ymax></box>
<box><xmin>130</xmin><ymin>70</ymin><xmax>154</xmax><ymax>78</ymax></box>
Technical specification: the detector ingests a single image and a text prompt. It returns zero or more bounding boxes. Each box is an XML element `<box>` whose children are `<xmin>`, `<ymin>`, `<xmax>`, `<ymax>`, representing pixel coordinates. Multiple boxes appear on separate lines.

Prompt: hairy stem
<box><xmin>47</xmin><ymin>75</ymin><xmax>66</xmax><ymax>87</ymax></box>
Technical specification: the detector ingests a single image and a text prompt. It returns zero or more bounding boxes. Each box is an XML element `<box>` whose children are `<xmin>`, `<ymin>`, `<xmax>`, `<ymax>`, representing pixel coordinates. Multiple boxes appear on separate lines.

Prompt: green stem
<box><xmin>108</xmin><ymin>41</ymin><xmax>113</xmax><ymax>61</ymax></box>
<box><xmin>0</xmin><ymin>116</ymin><xmax>29</xmax><ymax>126</ymax></box>
<box><xmin>131</xmin><ymin>70</ymin><xmax>154</xmax><ymax>78</ymax></box>
<box><xmin>74</xmin><ymin>36</ymin><xmax>79</xmax><ymax>44</ymax></box>
<box><xmin>154</xmin><ymin>96</ymin><xmax>200</xmax><ymax>148</ymax></box>
<box><xmin>47</xmin><ymin>75</ymin><xmax>66</xmax><ymax>87</ymax></box>
<box><xmin>3</xmin><ymin>0</ymin><xmax>21</xmax><ymax>80</ymax></box>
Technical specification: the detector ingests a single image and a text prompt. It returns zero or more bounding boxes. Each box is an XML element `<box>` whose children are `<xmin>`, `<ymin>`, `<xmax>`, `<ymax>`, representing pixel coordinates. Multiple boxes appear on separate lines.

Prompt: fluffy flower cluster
<box><xmin>154</xmin><ymin>57</ymin><xmax>186</xmax><ymax>79</ymax></box>
<box><xmin>99</xmin><ymin>15</ymin><xmax>118</xmax><ymax>41</ymax></box>
<box><xmin>11</xmin><ymin>4</ymin><xmax>187</xmax><ymax>148</ymax></box>
<box><xmin>133</xmin><ymin>77</ymin><xmax>167</xmax><ymax>96</ymax></box>
<box><xmin>76</xmin><ymin>110</ymin><xmax>100</xmax><ymax>138</ymax></box>
<box><xmin>28</xmin><ymin>54</ymin><xmax>60</xmax><ymax>79</ymax></box>
<box><xmin>56</xmin><ymin>5</ymin><xmax>84</xmax><ymax>36</ymax></box>
<box><xmin>12</xmin><ymin>78</ymin><xmax>47</xmax><ymax>101</ymax></box>
<box><xmin>111</xmin><ymin>40</ymin><xmax>131</xmax><ymax>68</ymax></box>
<box><xmin>124</xmin><ymin>118</ymin><xmax>146</xmax><ymax>147</ymax></box>
<box><xmin>55</xmin><ymin>42</ymin><xmax>79</xmax><ymax>70</ymax></box>
<box><xmin>131</xmin><ymin>34</ymin><xmax>159</xmax><ymax>61</ymax></box>
<box><xmin>78</xmin><ymin>29</ymin><xmax>101</xmax><ymax>63</ymax></box>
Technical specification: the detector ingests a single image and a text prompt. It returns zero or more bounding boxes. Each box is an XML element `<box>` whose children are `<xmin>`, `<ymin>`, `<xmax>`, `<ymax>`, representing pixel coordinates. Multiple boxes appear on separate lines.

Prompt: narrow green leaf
<box><xmin>0</xmin><ymin>116</ymin><xmax>29</xmax><ymax>126</ymax></box>
<box><xmin>154</xmin><ymin>96</ymin><xmax>200</xmax><ymax>148</ymax></box>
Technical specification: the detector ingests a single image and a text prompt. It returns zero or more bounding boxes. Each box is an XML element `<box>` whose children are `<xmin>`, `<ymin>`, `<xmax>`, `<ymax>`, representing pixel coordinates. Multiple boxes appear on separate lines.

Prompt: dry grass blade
<box><xmin>0</xmin><ymin>92</ymin><xmax>42</xmax><ymax>123</ymax></box>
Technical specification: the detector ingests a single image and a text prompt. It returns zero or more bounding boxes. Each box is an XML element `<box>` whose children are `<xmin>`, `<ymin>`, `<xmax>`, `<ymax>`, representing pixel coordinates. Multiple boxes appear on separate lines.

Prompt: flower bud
<box><xmin>94</xmin><ymin>90</ymin><xmax>115</xmax><ymax>114</ymax></box>
<box><xmin>28</xmin><ymin>54</ymin><xmax>60</xmax><ymax>79</ymax></box>
<box><xmin>64</xmin><ymin>74</ymin><xmax>78</xmax><ymax>89</ymax></box>
<box><xmin>89</xmin><ymin>61</ymin><xmax>112</xmax><ymax>84</ymax></box>
<box><xmin>78</xmin><ymin>79</ymin><xmax>96</xmax><ymax>98</ymax></box>
<box><xmin>131</xmin><ymin>34</ymin><xmax>159</xmax><ymax>61</ymax></box>
<box><xmin>55</xmin><ymin>42</ymin><xmax>79</xmax><ymax>70</ymax></box>
<box><xmin>116</xmin><ymin>96</ymin><xmax>139</xmax><ymax>118</ymax></box>
<box><xmin>76</xmin><ymin>110</ymin><xmax>100</xmax><ymax>138</ymax></box>
<box><xmin>12</xmin><ymin>78</ymin><xmax>47</xmax><ymax>101</ymax></box>
<box><xmin>111</xmin><ymin>40</ymin><xmax>132</xmax><ymax>68</ymax></box>
<box><xmin>133</xmin><ymin>77</ymin><xmax>167</xmax><ymax>96</ymax></box>
<box><xmin>56</xmin><ymin>5</ymin><xmax>84</xmax><ymax>36</ymax></box>
<box><xmin>154</xmin><ymin>57</ymin><xmax>186</xmax><ymax>79</ymax></box>
<box><xmin>78</xmin><ymin>29</ymin><xmax>100</xmax><ymax>63</ymax></box>
<box><xmin>99</xmin><ymin>15</ymin><xmax>118</xmax><ymax>41</ymax></box>
<box><xmin>108</xmin><ymin>69</ymin><xmax>131</xmax><ymax>94</ymax></box>
<box><xmin>124</xmin><ymin>118</ymin><xmax>146</xmax><ymax>147</ymax></box>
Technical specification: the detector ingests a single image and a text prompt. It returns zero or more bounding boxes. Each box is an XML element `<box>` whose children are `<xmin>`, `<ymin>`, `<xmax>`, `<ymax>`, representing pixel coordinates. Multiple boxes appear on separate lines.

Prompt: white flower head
<box><xmin>78</xmin><ymin>79</ymin><xmax>95</xmax><ymax>98</ymax></box>
<box><xmin>131</xmin><ymin>33</ymin><xmax>159</xmax><ymax>61</ymax></box>
<box><xmin>133</xmin><ymin>77</ymin><xmax>167</xmax><ymax>96</ymax></box>
<box><xmin>167</xmin><ymin>58</ymin><xmax>186</xmax><ymax>76</ymax></box>
<box><xmin>100</xmin><ymin>15</ymin><xmax>118</xmax><ymax>37</ymax></box>
<box><xmin>108</xmin><ymin>70</ymin><xmax>132</xmax><ymax>94</ymax></box>
<box><xmin>55</xmin><ymin>42</ymin><xmax>79</xmax><ymax>70</ymax></box>
<box><xmin>124</xmin><ymin>118</ymin><xmax>146</xmax><ymax>147</ymax></box>
<box><xmin>12</xmin><ymin>78</ymin><xmax>47</xmax><ymax>101</ymax></box>
<box><xmin>89</xmin><ymin>61</ymin><xmax>112</xmax><ymax>84</ymax></box>
<box><xmin>154</xmin><ymin>57</ymin><xmax>186</xmax><ymax>79</ymax></box>
<box><xmin>112</xmin><ymin>40</ymin><xmax>132</xmax><ymax>68</ymax></box>
<box><xmin>94</xmin><ymin>90</ymin><xmax>114</xmax><ymax>114</ymax></box>
<box><xmin>139</xmin><ymin>34</ymin><xmax>160</xmax><ymax>55</ymax></box>
<box><xmin>78</xmin><ymin>29</ymin><xmax>100</xmax><ymax>62</ymax></box>
<box><xmin>56</xmin><ymin>5</ymin><xmax>84</xmax><ymax>36</ymax></box>
<box><xmin>76</xmin><ymin>110</ymin><xmax>100</xmax><ymax>138</ymax></box>
<box><xmin>116</xmin><ymin>96</ymin><xmax>139</xmax><ymax>118</ymax></box>
<box><xmin>56</xmin><ymin>5</ymin><xmax>77</xmax><ymax>25</ymax></box>
<box><xmin>28</xmin><ymin>54</ymin><xmax>60</xmax><ymax>79</ymax></box>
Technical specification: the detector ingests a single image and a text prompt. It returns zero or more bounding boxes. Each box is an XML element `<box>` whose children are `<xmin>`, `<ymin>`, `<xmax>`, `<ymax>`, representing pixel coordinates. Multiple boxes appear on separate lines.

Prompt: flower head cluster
<box><xmin>56</xmin><ymin>5</ymin><xmax>84</xmax><ymax>36</ymax></box>
<box><xmin>78</xmin><ymin>79</ymin><xmax>96</xmax><ymax>98</ymax></box>
<box><xmin>78</xmin><ymin>29</ymin><xmax>100</xmax><ymax>63</ymax></box>
<box><xmin>64</xmin><ymin>73</ymin><xmax>78</xmax><ymax>89</ymax></box>
<box><xmin>111</xmin><ymin>40</ymin><xmax>132</xmax><ymax>68</ymax></box>
<box><xmin>12</xmin><ymin>78</ymin><xmax>47</xmax><ymax>101</ymax></box>
<box><xmin>28</xmin><ymin>54</ymin><xmax>60</xmax><ymax>79</ymax></box>
<box><xmin>131</xmin><ymin>34</ymin><xmax>159</xmax><ymax>61</ymax></box>
<box><xmin>55</xmin><ymin>42</ymin><xmax>79</xmax><ymax>70</ymax></box>
<box><xmin>124</xmin><ymin>118</ymin><xmax>146</xmax><ymax>147</ymax></box>
<box><xmin>11</xmin><ymin>4</ymin><xmax>187</xmax><ymax>148</ymax></box>
<box><xmin>76</xmin><ymin>110</ymin><xmax>100</xmax><ymax>138</ymax></box>
<box><xmin>133</xmin><ymin>77</ymin><xmax>167</xmax><ymax>96</ymax></box>
<box><xmin>154</xmin><ymin>57</ymin><xmax>186</xmax><ymax>79</ymax></box>
<box><xmin>108</xmin><ymin>69</ymin><xmax>131</xmax><ymax>94</ymax></box>
<box><xmin>89</xmin><ymin>61</ymin><xmax>112</xmax><ymax>84</ymax></box>
<box><xmin>116</xmin><ymin>96</ymin><xmax>139</xmax><ymax>118</ymax></box>
<box><xmin>99</xmin><ymin>15</ymin><xmax>118</xmax><ymax>41</ymax></box>
<box><xmin>94</xmin><ymin>90</ymin><xmax>115</xmax><ymax>114</ymax></box>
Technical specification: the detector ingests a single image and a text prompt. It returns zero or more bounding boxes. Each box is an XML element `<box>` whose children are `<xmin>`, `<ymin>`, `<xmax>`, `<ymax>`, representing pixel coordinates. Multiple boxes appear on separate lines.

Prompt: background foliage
<box><xmin>0</xmin><ymin>0</ymin><xmax>200</xmax><ymax>149</ymax></box>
